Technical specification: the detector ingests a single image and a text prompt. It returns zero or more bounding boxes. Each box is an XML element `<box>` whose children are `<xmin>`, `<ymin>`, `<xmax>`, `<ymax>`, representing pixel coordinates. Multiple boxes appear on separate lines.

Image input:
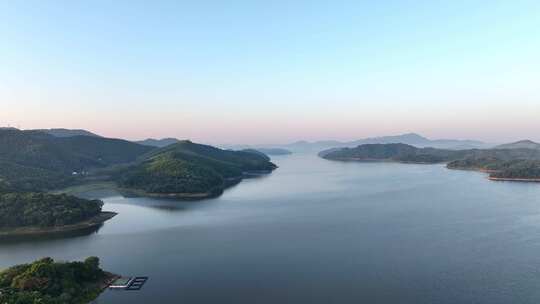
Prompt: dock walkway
<box><xmin>126</xmin><ymin>277</ymin><xmax>148</xmax><ymax>291</ymax></box>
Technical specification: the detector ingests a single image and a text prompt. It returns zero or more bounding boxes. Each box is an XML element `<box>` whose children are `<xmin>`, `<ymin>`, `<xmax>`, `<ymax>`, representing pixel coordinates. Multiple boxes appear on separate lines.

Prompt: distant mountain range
<box><xmin>10</xmin><ymin>127</ymin><xmax>540</xmax><ymax>153</ymax></box>
<box><xmin>243</xmin><ymin>133</ymin><xmax>494</xmax><ymax>152</ymax></box>
<box><xmin>495</xmin><ymin>140</ymin><xmax>540</xmax><ymax>150</ymax></box>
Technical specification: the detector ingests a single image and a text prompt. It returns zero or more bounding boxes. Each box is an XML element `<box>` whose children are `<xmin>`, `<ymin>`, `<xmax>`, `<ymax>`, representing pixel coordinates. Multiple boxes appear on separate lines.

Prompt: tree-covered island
<box><xmin>0</xmin><ymin>257</ymin><xmax>117</xmax><ymax>304</ymax></box>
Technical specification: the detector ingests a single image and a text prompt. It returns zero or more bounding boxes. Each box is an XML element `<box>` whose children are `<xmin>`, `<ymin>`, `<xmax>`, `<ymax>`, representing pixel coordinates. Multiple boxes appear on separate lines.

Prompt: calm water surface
<box><xmin>2</xmin><ymin>153</ymin><xmax>540</xmax><ymax>303</ymax></box>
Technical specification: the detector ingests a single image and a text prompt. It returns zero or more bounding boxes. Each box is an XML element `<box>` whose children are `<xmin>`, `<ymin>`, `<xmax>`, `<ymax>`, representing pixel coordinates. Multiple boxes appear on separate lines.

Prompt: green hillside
<box><xmin>0</xmin><ymin>129</ymin><xmax>154</xmax><ymax>191</ymax></box>
<box><xmin>320</xmin><ymin>143</ymin><xmax>459</xmax><ymax>163</ymax></box>
<box><xmin>117</xmin><ymin>141</ymin><xmax>277</xmax><ymax>197</ymax></box>
<box><xmin>489</xmin><ymin>161</ymin><xmax>540</xmax><ymax>179</ymax></box>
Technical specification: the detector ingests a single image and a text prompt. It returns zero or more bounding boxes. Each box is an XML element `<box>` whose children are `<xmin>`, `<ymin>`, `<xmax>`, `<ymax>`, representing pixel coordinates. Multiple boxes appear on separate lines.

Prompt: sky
<box><xmin>1</xmin><ymin>0</ymin><xmax>539</xmax><ymax>145</ymax></box>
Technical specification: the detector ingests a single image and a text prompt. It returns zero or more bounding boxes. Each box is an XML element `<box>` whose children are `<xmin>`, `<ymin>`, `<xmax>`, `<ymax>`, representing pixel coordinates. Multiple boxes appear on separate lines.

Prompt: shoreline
<box><xmin>118</xmin><ymin>187</ymin><xmax>217</xmax><ymax>199</ymax></box>
<box><xmin>448</xmin><ymin>167</ymin><xmax>540</xmax><ymax>182</ymax></box>
<box><xmin>56</xmin><ymin>169</ymin><xmax>275</xmax><ymax>200</ymax></box>
<box><xmin>488</xmin><ymin>177</ymin><xmax>540</xmax><ymax>182</ymax></box>
<box><xmin>0</xmin><ymin>211</ymin><xmax>117</xmax><ymax>238</ymax></box>
<box><xmin>100</xmin><ymin>272</ymin><xmax>122</xmax><ymax>290</ymax></box>
<box><xmin>323</xmin><ymin>157</ymin><xmax>444</xmax><ymax>165</ymax></box>
<box><xmin>446</xmin><ymin>166</ymin><xmax>498</xmax><ymax>173</ymax></box>
<box><xmin>114</xmin><ymin>170</ymin><xmax>274</xmax><ymax>200</ymax></box>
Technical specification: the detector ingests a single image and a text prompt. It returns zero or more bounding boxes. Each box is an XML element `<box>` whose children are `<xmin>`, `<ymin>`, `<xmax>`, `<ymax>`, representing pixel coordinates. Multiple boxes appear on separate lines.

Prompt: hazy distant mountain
<box><xmin>34</xmin><ymin>128</ymin><xmax>101</xmax><ymax>138</ymax></box>
<box><xmin>221</xmin><ymin>144</ymin><xmax>293</xmax><ymax>155</ymax></box>
<box><xmin>495</xmin><ymin>140</ymin><xmax>540</xmax><ymax>150</ymax></box>
<box><xmin>279</xmin><ymin>133</ymin><xmax>491</xmax><ymax>152</ymax></box>
<box><xmin>254</xmin><ymin>148</ymin><xmax>292</xmax><ymax>155</ymax></box>
<box><xmin>136</xmin><ymin>138</ymin><xmax>181</xmax><ymax>148</ymax></box>
<box><xmin>350</xmin><ymin>133</ymin><xmax>430</xmax><ymax>146</ymax></box>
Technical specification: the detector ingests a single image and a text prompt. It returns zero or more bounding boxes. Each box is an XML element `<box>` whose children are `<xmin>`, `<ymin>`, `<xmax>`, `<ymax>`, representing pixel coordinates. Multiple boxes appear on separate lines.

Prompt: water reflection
<box><xmin>0</xmin><ymin>223</ymin><xmax>104</xmax><ymax>244</ymax></box>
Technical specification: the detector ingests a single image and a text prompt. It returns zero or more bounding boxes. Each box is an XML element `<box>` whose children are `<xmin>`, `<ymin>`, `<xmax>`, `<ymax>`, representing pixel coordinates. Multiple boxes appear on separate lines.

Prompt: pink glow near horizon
<box><xmin>5</xmin><ymin>114</ymin><xmax>539</xmax><ymax>146</ymax></box>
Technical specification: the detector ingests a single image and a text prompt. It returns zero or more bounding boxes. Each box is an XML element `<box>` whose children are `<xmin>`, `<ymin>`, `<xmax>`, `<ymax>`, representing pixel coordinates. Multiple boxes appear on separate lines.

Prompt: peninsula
<box><xmin>320</xmin><ymin>143</ymin><xmax>540</xmax><ymax>182</ymax></box>
<box><xmin>116</xmin><ymin>140</ymin><xmax>277</xmax><ymax>198</ymax></box>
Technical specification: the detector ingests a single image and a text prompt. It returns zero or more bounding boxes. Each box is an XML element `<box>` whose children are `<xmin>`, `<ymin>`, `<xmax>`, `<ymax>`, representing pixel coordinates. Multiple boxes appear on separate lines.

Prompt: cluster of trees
<box><xmin>447</xmin><ymin>157</ymin><xmax>522</xmax><ymax>171</ymax></box>
<box><xmin>119</xmin><ymin>155</ymin><xmax>225</xmax><ymax>194</ymax></box>
<box><xmin>447</xmin><ymin>158</ymin><xmax>540</xmax><ymax>179</ymax></box>
<box><xmin>0</xmin><ymin>193</ymin><xmax>103</xmax><ymax>228</ymax></box>
<box><xmin>117</xmin><ymin>141</ymin><xmax>277</xmax><ymax>195</ymax></box>
<box><xmin>150</xmin><ymin>140</ymin><xmax>278</xmax><ymax>173</ymax></box>
<box><xmin>0</xmin><ymin>257</ymin><xmax>106</xmax><ymax>304</ymax></box>
<box><xmin>489</xmin><ymin>160</ymin><xmax>540</xmax><ymax>179</ymax></box>
<box><xmin>0</xmin><ymin>161</ymin><xmax>72</xmax><ymax>192</ymax></box>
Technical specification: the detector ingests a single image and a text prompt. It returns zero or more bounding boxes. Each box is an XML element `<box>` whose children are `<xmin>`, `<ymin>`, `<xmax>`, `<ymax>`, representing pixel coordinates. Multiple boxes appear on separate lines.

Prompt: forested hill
<box><xmin>0</xmin><ymin>192</ymin><xmax>104</xmax><ymax>228</ymax></box>
<box><xmin>117</xmin><ymin>140</ymin><xmax>277</xmax><ymax>197</ymax></box>
<box><xmin>0</xmin><ymin>129</ymin><xmax>154</xmax><ymax>191</ymax></box>
<box><xmin>0</xmin><ymin>129</ymin><xmax>153</xmax><ymax>172</ymax></box>
<box><xmin>0</xmin><ymin>129</ymin><xmax>277</xmax><ymax>196</ymax></box>
<box><xmin>321</xmin><ymin>143</ymin><xmax>540</xmax><ymax>180</ymax></box>
<box><xmin>319</xmin><ymin>143</ymin><xmax>460</xmax><ymax>163</ymax></box>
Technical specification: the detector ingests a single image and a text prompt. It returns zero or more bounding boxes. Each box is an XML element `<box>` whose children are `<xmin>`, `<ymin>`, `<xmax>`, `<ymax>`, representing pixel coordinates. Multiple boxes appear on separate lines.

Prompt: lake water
<box><xmin>2</xmin><ymin>153</ymin><xmax>540</xmax><ymax>303</ymax></box>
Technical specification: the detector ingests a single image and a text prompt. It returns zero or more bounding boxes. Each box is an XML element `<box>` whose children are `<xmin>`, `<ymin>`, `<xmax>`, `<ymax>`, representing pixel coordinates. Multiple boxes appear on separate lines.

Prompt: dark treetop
<box><xmin>0</xmin><ymin>257</ymin><xmax>111</xmax><ymax>304</ymax></box>
<box><xmin>0</xmin><ymin>192</ymin><xmax>103</xmax><ymax>229</ymax></box>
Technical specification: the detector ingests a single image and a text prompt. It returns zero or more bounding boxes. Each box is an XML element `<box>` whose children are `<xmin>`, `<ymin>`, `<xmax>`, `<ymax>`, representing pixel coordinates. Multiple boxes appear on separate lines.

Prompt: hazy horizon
<box><xmin>1</xmin><ymin>126</ymin><xmax>532</xmax><ymax>147</ymax></box>
<box><xmin>2</xmin><ymin>1</ymin><xmax>539</xmax><ymax>144</ymax></box>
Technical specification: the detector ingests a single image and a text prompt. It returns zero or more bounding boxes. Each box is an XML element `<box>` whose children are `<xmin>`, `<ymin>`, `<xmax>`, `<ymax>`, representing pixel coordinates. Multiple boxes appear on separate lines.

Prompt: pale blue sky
<box><xmin>1</xmin><ymin>0</ymin><xmax>539</xmax><ymax>144</ymax></box>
